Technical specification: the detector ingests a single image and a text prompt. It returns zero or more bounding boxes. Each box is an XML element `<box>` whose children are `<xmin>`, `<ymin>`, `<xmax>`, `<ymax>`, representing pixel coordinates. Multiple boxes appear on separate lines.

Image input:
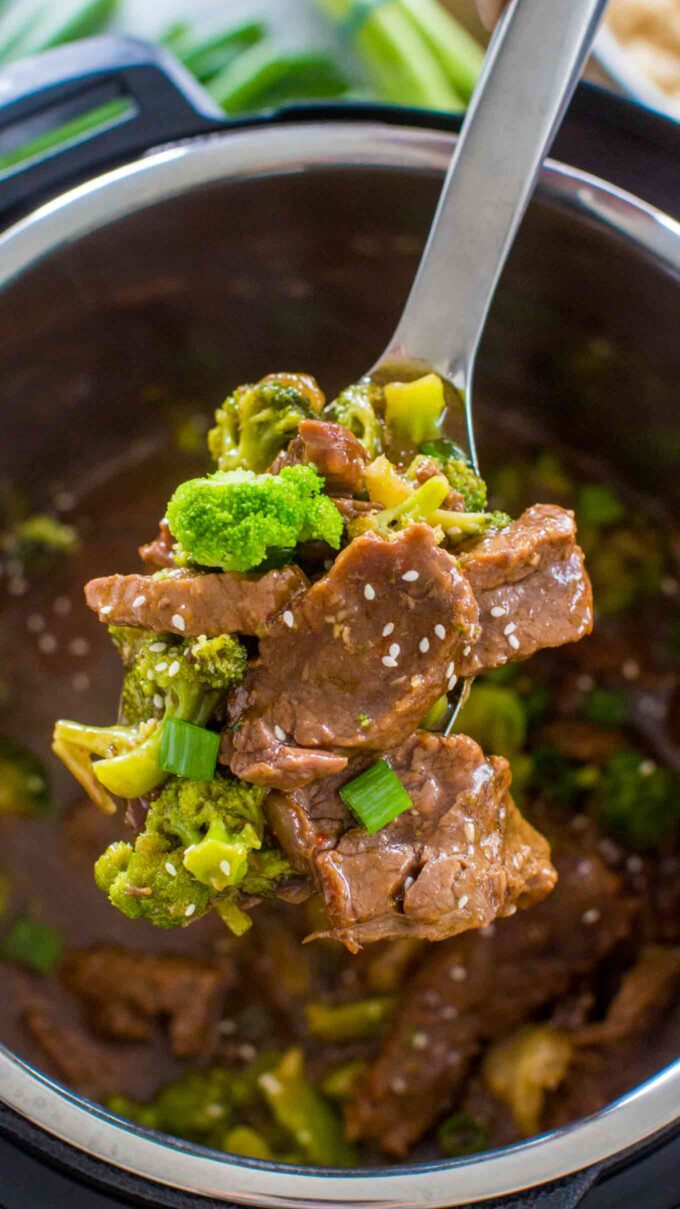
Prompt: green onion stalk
<box><xmin>311</xmin><ymin>0</ymin><xmax>483</xmax><ymax>109</ymax></box>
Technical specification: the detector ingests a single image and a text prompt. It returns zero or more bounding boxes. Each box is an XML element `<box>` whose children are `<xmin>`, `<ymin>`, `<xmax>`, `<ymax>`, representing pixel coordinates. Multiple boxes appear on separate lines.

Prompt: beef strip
<box><xmin>271</xmin><ymin>420</ymin><xmax>368</xmax><ymax>495</ymax></box>
<box><xmin>346</xmin><ymin>839</ymin><xmax>636</xmax><ymax>1154</ymax></box>
<box><xmin>84</xmin><ymin>564</ymin><xmax>309</xmax><ymax>637</ymax></box>
<box><xmin>139</xmin><ymin>519</ymin><xmax>175</xmax><ymax>569</ymax></box>
<box><xmin>267</xmin><ymin>731</ymin><xmax>555</xmax><ymax>952</ymax></box>
<box><xmin>24</xmin><ymin>1005</ymin><xmax>121</xmax><ymax>1098</ymax></box>
<box><xmin>542</xmin><ymin>945</ymin><xmax>680</xmax><ymax>1130</ymax></box>
<box><xmin>222</xmin><ymin>525</ymin><xmax>479</xmax><ymax>789</ymax></box>
<box><xmin>61</xmin><ymin>946</ymin><xmax>229</xmax><ymax>1057</ymax></box>
<box><xmin>458</xmin><ymin>505</ymin><xmax>593</xmax><ymax>676</ymax></box>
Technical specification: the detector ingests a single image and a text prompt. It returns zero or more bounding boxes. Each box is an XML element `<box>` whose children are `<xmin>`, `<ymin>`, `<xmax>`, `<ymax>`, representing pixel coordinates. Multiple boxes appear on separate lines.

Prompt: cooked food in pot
<box><xmin>2</xmin><ymin>369</ymin><xmax>679</xmax><ymax>1167</ymax></box>
<box><xmin>52</xmin><ymin>370</ymin><xmax>595</xmax><ymax>947</ymax></box>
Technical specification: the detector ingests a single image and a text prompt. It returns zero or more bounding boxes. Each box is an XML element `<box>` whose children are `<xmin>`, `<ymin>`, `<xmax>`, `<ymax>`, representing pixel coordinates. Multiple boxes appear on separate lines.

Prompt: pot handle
<box><xmin>0</xmin><ymin>34</ymin><xmax>226</xmax><ymax>224</ymax></box>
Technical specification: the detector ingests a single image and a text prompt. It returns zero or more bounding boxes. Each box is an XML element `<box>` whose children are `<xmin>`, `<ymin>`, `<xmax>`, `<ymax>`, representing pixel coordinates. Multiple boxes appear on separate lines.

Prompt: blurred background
<box><xmin>0</xmin><ymin>0</ymin><xmax>676</xmax><ymax>160</ymax></box>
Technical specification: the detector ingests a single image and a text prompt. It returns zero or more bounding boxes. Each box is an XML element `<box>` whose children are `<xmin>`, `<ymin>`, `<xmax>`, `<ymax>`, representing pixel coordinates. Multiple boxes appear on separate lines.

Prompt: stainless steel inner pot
<box><xmin>0</xmin><ymin>120</ymin><xmax>679</xmax><ymax>1208</ymax></box>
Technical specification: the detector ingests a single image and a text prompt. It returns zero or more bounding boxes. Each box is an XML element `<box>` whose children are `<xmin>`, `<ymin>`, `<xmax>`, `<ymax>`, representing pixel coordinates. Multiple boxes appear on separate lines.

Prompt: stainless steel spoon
<box><xmin>369</xmin><ymin>0</ymin><xmax>608</xmax><ymax>727</ymax></box>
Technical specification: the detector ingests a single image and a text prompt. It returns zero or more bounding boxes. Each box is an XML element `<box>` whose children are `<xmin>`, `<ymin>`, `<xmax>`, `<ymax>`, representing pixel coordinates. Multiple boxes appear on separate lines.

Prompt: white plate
<box><xmin>594</xmin><ymin>21</ymin><xmax>680</xmax><ymax>121</ymax></box>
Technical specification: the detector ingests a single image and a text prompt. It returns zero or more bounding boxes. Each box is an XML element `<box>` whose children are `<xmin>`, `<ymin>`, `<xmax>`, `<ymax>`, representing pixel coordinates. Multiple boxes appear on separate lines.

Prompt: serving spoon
<box><xmin>368</xmin><ymin>0</ymin><xmax>608</xmax><ymax>729</ymax></box>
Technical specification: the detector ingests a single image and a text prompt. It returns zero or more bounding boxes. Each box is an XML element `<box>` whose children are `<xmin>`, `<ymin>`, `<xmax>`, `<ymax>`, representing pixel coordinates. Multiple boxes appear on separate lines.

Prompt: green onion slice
<box><xmin>339</xmin><ymin>760</ymin><xmax>412</xmax><ymax>834</ymax></box>
<box><xmin>160</xmin><ymin>718</ymin><xmax>220</xmax><ymax>781</ymax></box>
<box><xmin>2</xmin><ymin>916</ymin><xmax>64</xmax><ymax>973</ymax></box>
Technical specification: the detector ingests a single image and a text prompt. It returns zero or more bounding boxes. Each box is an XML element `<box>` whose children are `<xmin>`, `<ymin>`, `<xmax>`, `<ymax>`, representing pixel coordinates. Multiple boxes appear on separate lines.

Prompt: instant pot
<box><xmin>0</xmin><ymin>34</ymin><xmax>679</xmax><ymax>1209</ymax></box>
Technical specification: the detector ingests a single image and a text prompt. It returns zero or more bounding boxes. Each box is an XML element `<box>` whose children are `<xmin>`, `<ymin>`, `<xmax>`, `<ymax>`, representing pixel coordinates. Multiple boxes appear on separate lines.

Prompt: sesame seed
<box><xmin>505</xmin><ymin>904</ymin><xmax>517</xmax><ymax>916</ymax></box>
<box><xmin>27</xmin><ymin>613</ymin><xmax>45</xmax><ymax>633</ymax></box>
<box><xmin>153</xmin><ymin>694</ymin><xmax>164</xmax><ymax>710</ymax></box>
<box><xmin>464</xmin><ymin>821</ymin><xmax>475</xmax><ymax>841</ymax></box>
<box><xmin>661</xmin><ymin>576</ymin><xmax>679</xmax><ymax>597</ymax></box>
<box><xmin>220</xmin><ymin>860</ymin><xmax>231</xmax><ymax>877</ymax></box>
<box><xmin>218</xmin><ymin>1018</ymin><xmax>237</xmax><ymax>1036</ymax></box>
<box><xmin>390</xmin><ymin>1076</ymin><xmax>407</xmax><ymax>1094</ymax></box>
<box><xmin>639</xmin><ymin>759</ymin><xmax>656</xmax><ymax>777</ymax></box>
<box><xmin>53</xmin><ymin>595</ymin><xmax>71</xmax><ymax>615</ymax></box>
<box><xmin>132</xmin><ymin>594</ymin><xmax>146</xmax><ymax>608</ymax></box>
<box><xmin>382</xmin><ymin>656</ymin><xmax>398</xmax><ymax>668</ymax></box>
<box><xmin>171</xmin><ymin>613</ymin><xmax>185</xmax><ymax>632</ymax></box>
<box><xmin>434</xmin><ymin>624</ymin><xmax>446</xmax><ymax>640</ymax></box>
<box><xmin>403</xmin><ymin>876</ymin><xmax>414</xmax><ymax>892</ymax></box>
<box><xmin>364</xmin><ymin>583</ymin><xmax>375</xmax><ymax>600</ymax></box>
<box><xmin>457</xmin><ymin>895</ymin><xmax>469</xmax><ymax>909</ymax></box>
<box><xmin>402</xmin><ymin>570</ymin><xmax>419</xmax><ymax>582</ymax></box>
<box><xmin>447</xmin><ymin>675</ymin><xmax>458</xmax><ymax>692</ymax></box>
<box><xmin>165</xmin><ymin>862</ymin><xmax>177</xmax><ymax>877</ymax></box>
<box><xmin>282</xmin><ymin>610</ymin><xmax>294</xmax><ymax>628</ymax></box>
<box><xmin>467</xmin><ymin>844</ymin><xmax>475</xmax><ymax>856</ymax></box>
<box><xmin>100</xmin><ymin>605</ymin><xmax>112</xmax><ymax>616</ymax></box>
<box><xmin>38</xmin><ymin>633</ymin><xmax>57</xmax><ymax>654</ymax></box>
<box><xmin>622</xmin><ymin>659</ymin><xmax>640</xmax><ymax>681</ymax></box>
<box><xmin>419</xmin><ymin>637</ymin><xmax>430</xmax><ymax>653</ymax></box>
<box><xmin>185</xmin><ymin>903</ymin><xmax>196</xmax><ymax>917</ymax></box>
<box><xmin>446</xmin><ymin>661</ymin><xmax>455</xmax><ymax>679</ymax></box>
<box><xmin>449</xmin><ymin>966</ymin><xmax>467</xmax><ymax>982</ymax></box>
<box><xmin>382</xmin><ymin>622</ymin><xmax>395</xmax><ymax>637</ymax></box>
<box><xmin>411</xmin><ymin>1030</ymin><xmax>428</xmax><ymax>1050</ymax></box>
<box><xmin>8</xmin><ymin>577</ymin><xmax>27</xmax><ymax>595</ymax></box>
<box><xmin>149</xmin><ymin>642</ymin><xmax>167</xmax><ymax>653</ymax></box>
<box><xmin>626</xmin><ymin>854</ymin><xmax>644</xmax><ymax>874</ymax></box>
<box><xmin>507</xmin><ymin>634</ymin><xmax>520</xmax><ymax>651</ymax></box>
<box><xmin>503</xmin><ymin>622</ymin><xmax>516</xmax><ymax>635</ymax></box>
<box><xmin>582</xmin><ymin>907</ymin><xmax>600</xmax><ymax>925</ymax></box>
<box><xmin>72</xmin><ymin>672</ymin><xmax>90</xmax><ymax>692</ymax></box>
<box><xmin>167</xmin><ymin>660</ymin><xmax>180</xmax><ymax>677</ymax></box>
<box><xmin>155</xmin><ymin>661</ymin><xmax>168</xmax><ymax>673</ymax></box>
<box><xmin>146</xmin><ymin>669</ymin><xmax>155</xmax><ymax>681</ymax></box>
<box><xmin>577</xmin><ymin>673</ymin><xmax>595</xmax><ymax>692</ymax></box>
<box><xmin>441</xmin><ymin>1005</ymin><xmax>459</xmax><ymax>1020</ymax></box>
<box><xmin>68</xmin><ymin>637</ymin><xmax>90</xmax><ymax>657</ymax></box>
<box><xmin>490</xmin><ymin>604</ymin><xmax>506</xmax><ymax>618</ymax></box>
<box><xmin>274</xmin><ymin>724</ymin><xmax>286</xmax><ymax>741</ymax></box>
<box><xmin>53</xmin><ymin>490</ymin><xmax>75</xmax><ymax>511</ymax></box>
<box><xmin>463</xmin><ymin>645</ymin><xmax>472</xmax><ymax>656</ymax></box>
<box><xmin>389</xmin><ymin>643</ymin><xmax>400</xmax><ymax>658</ymax></box>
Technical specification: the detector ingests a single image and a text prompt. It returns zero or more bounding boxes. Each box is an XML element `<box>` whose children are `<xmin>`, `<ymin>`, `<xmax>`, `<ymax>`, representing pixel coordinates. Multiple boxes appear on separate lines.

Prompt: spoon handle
<box><xmin>384</xmin><ymin>0</ymin><xmax>607</xmax><ymax>435</ymax></box>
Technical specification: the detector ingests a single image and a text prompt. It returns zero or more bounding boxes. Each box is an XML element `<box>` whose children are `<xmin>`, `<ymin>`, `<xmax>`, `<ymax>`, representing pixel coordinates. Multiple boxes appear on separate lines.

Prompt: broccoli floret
<box><xmin>107</xmin><ymin>1064</ymin><xmax>262</xmax><ymax>1142</ymax></box>
<box><xmin>454</xmin><ymin>684</ymin><xmax>526</xmax><ymax>757</ymax></box>
<box><xmin>53</xmin><ymin>631</ymin><xmax>247</xmax><ymax>806</ymax></box>
<box><xmin>417</xmin><ymin>438</ymin><xmax>488</xmax><ymax>511</ymax></box>
<box><xmin>208</xmin><ymin>373</ymin><xmax>323</xmax><ymax>473</ymax></box>
<box><xmin>322</xmin><ymin>380</ymin><xmax>385</xmax><ymax>458</ymax></box>
<box><xmin>6</xmin><ymin>514</ymin><xmax>78</xmax><ymax>575</ymax></box>
<box><xmin>166</xmin><ymin>464</ymin><xmax>343</xmax><ymax>573</ymax></box>
<box><xmin>438</xmin><ymin>1112</ymin><xmax>490</xmax><ymax>1158</ymax></box>
<box><xmin>355</xmin><ymin>454</ymin><xmax>510</xmax><ymax>544</ymax></box>
<box><xmin>595</xmin><ymin>750</ymin><xmax>680</xmax><ymax>851</ymax></box>
<box><xmin>95</xmin><ymin>774</ymin><xmax>291</xmax><ymax>931</ymax></box>
<box><xmin>94</xmin><ymin>834</ymin><xmax>215</xmax><ymax>928</ymax></box>
<box><xmin>0</xmin><ymin>736</ymin><xmax>52</xmax><ymax>816</ymax></box>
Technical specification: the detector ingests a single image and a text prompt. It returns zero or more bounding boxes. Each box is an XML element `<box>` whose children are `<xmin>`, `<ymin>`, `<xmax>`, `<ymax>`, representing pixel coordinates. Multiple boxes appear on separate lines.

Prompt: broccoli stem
<box><xmin>258</xmin><ymin>1049</ymin><xmax>356</xmax><ymax>1167</ymax></box>
<box><xmin>372</xmin><ymin>474</ymin><xmax>450</xmax><ymax>535</ymax></box>
<box><xmin>305</xmin><ymin>997</ymin><xmax>394</xmax><ymax>1041</ymax></box>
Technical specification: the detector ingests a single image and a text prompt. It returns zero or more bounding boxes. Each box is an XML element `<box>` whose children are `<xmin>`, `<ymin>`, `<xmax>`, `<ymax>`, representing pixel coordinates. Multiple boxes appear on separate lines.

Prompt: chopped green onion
<box><xmin>2</xmin><ymin>915</ymin><xmax>64</xmax><ymax>973</ymax></box>
<box><xmin>438</xmin><ymin>1111</ymin><xmax>489</xmax><ymax>1157</ymax></box>
<box><xmin>159</xmin><ymin>718</ymin><xmax>219</xmax><ymax>781</ymax></box>
<box><xmin>339</xmin><ymin>760</ymin><xmax>412</xmax><ymax>833</ymax></box>
<box><xmin>321</xmin><ymin>1058</ymin><xmax>367</xmax><ymax>1100</ymax></box>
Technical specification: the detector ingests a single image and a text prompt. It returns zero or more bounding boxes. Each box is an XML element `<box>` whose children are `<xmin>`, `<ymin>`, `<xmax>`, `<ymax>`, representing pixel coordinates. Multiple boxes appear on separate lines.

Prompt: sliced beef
<box><xmin>346</xmin><ymin>839</ymin><xmax>636</xmax><ymax>1155</ymax></box>
<box><xmin>85</xmin><ymin>564</ymin><xmax>309</xmax><ymax>637</ymax></box>
<box><xmin>24</xmin><ymin>1005</ymin><xmax>120</xmax><ymax>1097</ymax></box>
<box><xmin>271</xmin><ymin>420</ymin><xmax>368</xmax><ymax>495</ymax></box>
<box><xmin>459</xmin><ymin>505</ymin><xmax>593</xmax><ymax>676</ymax></box>
<box><xmin>222</xmin><ymin>525</ymin><xmax>479</xmax><ymax>789</ymax></box>
<box><xmin>61</xmin><ymin>946</ymin><xmax>229</xmax><ymax>1057</ymax></box>
<box><xmin>543</xmin><ymin>945</ymin><xmax>680</xmax><ymax>1130</ymax></box>
<box><xmin>139</xmin><ymin>519</ymin><xmax>175</xmax><ymax>569</ymax></box>
<box><xmin>266</xmin><ymin>732</ymin><xmax>555</xmax><ymax>952</ymax></box>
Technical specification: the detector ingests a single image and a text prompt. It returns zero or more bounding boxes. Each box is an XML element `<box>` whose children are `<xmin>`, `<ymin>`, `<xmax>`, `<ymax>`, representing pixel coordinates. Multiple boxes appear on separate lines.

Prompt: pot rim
<box><xmin>1</xmin><ymin>119</ymin><xmax>679</xmax><ymax>1206</ymax></box>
